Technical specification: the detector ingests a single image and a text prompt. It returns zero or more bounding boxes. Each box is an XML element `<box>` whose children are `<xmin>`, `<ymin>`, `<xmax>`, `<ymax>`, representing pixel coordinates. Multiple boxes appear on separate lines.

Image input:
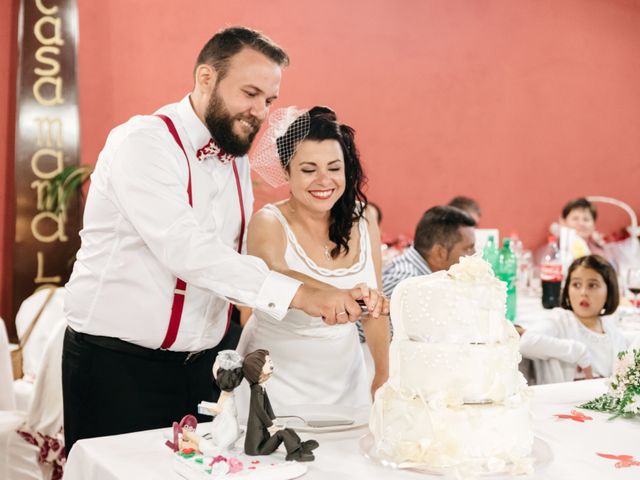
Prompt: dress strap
<box><xmin>263</xmin><ymin>204</ymin><xmax>368</xmax><ymax>277</ymax></box>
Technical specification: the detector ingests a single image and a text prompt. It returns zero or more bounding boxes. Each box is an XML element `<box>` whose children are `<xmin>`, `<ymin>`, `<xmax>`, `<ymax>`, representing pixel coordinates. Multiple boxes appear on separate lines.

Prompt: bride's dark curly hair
<box><xmin>276</xmin><ymin>106</ymin><xmax>368</xmax><ymax>258</ymax></box>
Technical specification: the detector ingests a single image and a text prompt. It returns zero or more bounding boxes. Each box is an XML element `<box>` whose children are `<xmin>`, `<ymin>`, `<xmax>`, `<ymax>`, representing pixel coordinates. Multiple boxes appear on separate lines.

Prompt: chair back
<box><xmin>587</xmin><ymin>195</ymin><xmax>640</xmax><ymax>274</ymax></box>
<box><xmin>15</xmin><ymin>288</ymin><xmax>66</xmax><ymax>378</ymax></box>
<box><xmin>0</xmin><ymin>319</ymin><xmax>16</xmax><ymax>410</ymax></box>
<box><xmin>27</xmin><ymin>321</ymin><xmax>66</xmax><ymax>436</ymax></box>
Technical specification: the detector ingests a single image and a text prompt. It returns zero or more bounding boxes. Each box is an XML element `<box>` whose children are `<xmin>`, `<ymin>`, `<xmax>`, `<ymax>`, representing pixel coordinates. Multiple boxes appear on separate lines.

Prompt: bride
<box><xmin>238</xmin><ymin>106</ymin><xmax>390</xmax><ymax>410</ymax></box>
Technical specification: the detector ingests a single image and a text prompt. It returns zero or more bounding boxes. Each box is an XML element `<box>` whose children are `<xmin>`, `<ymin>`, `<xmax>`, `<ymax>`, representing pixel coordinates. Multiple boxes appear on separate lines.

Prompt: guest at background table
<box><xmin>448</xmin><ymin>195</ymin><xmax>482</xmax><ymax>225</ymax></box>
<box><xmin>381</xmin><ymin>205</ymin><xmax>477</xmax><ymax>300</ymax></box>
<box><xmin>237</xmin><ymin>106</ymin><xmax>390</xmax><ymax>409</ymax></box>
<box><xmin>519</xmin><ymin>255</ymin><xmax>628</xmax><ymax>384</ymax></box>
<box><xmin>560</xmin><ymin>197</ymin><xmax>607</xmax><ymax>257</ymax></box>
<box><xmin>62</xmin><ymin>27</ymin><xmax>381</xmax><ymax>453</ymax></box>
<box><xmin>537</xmin><ymin>197</ymin><xmax>608</xmax><ymax>264</ymax></box>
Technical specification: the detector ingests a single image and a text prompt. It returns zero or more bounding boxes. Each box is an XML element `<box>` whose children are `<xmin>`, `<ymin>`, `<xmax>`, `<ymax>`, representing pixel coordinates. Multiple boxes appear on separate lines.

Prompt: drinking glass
<box><xmin>627</xmin><ymin>268</ymin><xmax>640</xmax><ymax>312</ymax></box>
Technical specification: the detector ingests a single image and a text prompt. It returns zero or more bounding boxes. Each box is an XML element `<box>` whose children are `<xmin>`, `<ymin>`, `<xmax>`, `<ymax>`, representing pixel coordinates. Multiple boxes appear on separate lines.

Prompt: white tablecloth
<box><xmin>64</xmin><ymin>379</ymin><xmax>640</xmax><ymax>480</ymax></box>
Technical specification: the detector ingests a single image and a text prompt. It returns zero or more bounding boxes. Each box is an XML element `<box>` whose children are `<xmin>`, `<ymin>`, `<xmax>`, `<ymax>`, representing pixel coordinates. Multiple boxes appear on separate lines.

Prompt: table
<box><xmin>64</xmin><ymin>379</ymin><xmax>640</xmax><ymax>480</ymax></box>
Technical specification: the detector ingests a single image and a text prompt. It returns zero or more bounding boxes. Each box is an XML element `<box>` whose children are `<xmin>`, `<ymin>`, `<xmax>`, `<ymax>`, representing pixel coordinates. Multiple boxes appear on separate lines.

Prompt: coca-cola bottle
<box><xmin>540</xmin><ymin>236</ymin><xmax>563</xmax><ymax>309</ymax></box>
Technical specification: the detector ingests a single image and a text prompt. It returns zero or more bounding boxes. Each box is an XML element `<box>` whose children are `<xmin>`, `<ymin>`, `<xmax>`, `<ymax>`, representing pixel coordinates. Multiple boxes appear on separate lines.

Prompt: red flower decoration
<box><xmin>597</xmin><ymin>453</ymin><xmax>640</xmax><ymax>468</ymax></box>
<box><xmin>553</xmin><ymin>410</ymin><xmax>593</xmax><ymax>422</ymax></box>
<box><xmin>16</xmin><ymin>427</ymin><xmax>66</xmax><ymax>480</ymax></box>
<box><xmin>211</xmin><ymin>455</ymin><xmax>227</xmax><ymax>464</ymax></box>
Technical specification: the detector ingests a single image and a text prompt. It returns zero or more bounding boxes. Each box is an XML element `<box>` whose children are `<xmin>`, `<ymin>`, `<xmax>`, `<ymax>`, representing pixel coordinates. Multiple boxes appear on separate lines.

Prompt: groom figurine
<box><xmin>242</xmin><ymin>349</ymin><xmax>318</xmax><ymax>461</ymax></box>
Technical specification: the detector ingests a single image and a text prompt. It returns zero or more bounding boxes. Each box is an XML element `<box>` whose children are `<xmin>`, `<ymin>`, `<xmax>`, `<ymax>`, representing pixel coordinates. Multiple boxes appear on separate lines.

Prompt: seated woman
<box><xmin>520</xmin><ymin>255</ymin><xmax>628</xmax><ymax>384</ymax></box>
<box><xmin>237</xmin><ymin>106</ymin><xmax>390</xmax><ymax>409</ymax></box>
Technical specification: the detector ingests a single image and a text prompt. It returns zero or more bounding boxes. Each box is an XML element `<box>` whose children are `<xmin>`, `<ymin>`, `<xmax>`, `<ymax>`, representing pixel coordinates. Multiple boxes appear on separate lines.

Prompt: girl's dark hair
<box><xmin>215</xmin><ymin>366</ymin><xmax>244</xmax><ymax>392</ymax></box>
<box><xmin>560</xmin><ymin>254</ymin><xmax>619</xmax><ymax>315</ymax></box>
<box><xmin>277</xmin><ymin>106</ymin><xmax>368</xmax><ymax>258</ymax></box>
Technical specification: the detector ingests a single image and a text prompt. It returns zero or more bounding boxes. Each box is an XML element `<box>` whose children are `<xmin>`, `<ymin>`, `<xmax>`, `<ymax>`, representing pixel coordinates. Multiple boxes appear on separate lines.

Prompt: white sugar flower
<box><xmin>623</xmin><ymin>395</ymin><xmax>640</xmax><ymax>414</ymax></box>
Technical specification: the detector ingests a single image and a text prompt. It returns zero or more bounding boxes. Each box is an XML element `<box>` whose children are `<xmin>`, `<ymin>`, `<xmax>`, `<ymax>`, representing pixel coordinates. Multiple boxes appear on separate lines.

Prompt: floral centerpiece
<box><xmin>580</xmin><ymin>349</ymin><xmax>640</xmax><ymax>418</ymax></box>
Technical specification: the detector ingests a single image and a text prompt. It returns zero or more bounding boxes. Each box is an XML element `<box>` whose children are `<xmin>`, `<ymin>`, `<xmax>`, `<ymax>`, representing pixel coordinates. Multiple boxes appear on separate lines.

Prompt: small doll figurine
<box><xmin>205</xmin><ymin>350</ymin><xmax>244</xmax><ymax>451</ymax></box>
<box><xmin>242</xmin><ymin>349</ymin><xmax>318</xmax><ymax>462</ymax></box>
<box><xmin>166</xmin><ymin>414</ymin><xmax>212</xmax><ymax>453</ymax></box>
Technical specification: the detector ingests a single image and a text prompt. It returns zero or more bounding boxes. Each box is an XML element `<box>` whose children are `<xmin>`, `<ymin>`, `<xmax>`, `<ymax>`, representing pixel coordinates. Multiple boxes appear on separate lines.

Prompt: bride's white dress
<box><xmin>237</xmin><ymin>204</ymin><xmax>377</xmax><ymax>410</ymax></box>
<box><xmin>209</xmin><ymin>394</ymin><xmax>241</xmax><ymax>450</ymax></box>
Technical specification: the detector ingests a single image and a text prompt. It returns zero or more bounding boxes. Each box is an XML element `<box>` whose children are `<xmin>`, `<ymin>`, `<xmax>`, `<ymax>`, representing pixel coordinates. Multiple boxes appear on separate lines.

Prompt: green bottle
<box><xmin>497</xmin><ymin>238</ymin><xmax>517</xmax><ymax>322</ymax></box>
<box><xmin>482</xmin><ymin>235</ymin><xmax>499</xmax><ymax>274</ymax></box>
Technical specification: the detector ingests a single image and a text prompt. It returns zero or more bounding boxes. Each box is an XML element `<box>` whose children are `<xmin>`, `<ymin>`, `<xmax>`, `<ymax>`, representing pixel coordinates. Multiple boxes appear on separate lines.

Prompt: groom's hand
<box><xmin>290</xmin><ymin>284</ymin><xmax>362</xmax><ymax>325</ymax></box>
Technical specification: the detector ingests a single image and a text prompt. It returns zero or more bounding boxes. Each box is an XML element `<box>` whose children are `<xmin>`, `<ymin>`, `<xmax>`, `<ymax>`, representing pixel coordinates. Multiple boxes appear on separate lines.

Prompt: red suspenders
<box><xmin>156</xmin><ymin>114</ymin><xmax>245</xmax><ymax>349</ymax></box>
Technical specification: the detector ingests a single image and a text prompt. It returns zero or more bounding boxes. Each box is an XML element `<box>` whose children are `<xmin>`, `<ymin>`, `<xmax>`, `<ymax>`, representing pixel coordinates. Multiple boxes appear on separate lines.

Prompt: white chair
<box><xmin>0</xmin><ymin>319</ymin><xmax>16</xmax><ymax>410</ymax></box>
<box><xmin>0</xmin><ymin>321</ymin><xmax>66</xmax><ymax>480</ymax></box>
<box><xmin>15</xmin><ymin>287</ymin><xmax>66</xmax><ymax>379</ymax></box>
<box><xmin>587</xmin><ymin>196</ymin><xmax>639</xmax><ymax>274</ymax></box>
<box><xmin>13</xmin><ymin>288</ymin><xmax>66</xmax><ymax>411</ymax></box>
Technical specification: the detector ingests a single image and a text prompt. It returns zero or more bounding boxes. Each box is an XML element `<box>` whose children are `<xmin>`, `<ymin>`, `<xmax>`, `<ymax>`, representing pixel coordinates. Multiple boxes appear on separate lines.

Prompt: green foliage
<box><xmin>45</xmin><ymin>165</ymin><xmax>93</xmax><ymax>214</ymax></box>
<box><xmin>580</xmin><ymin>349</ymin><xmax>640</xmax><ymax>419</ymax></box>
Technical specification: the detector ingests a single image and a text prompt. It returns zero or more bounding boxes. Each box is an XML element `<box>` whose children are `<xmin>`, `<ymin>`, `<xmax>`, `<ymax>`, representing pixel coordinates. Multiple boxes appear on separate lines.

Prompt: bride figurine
<box><xmin>199</xmin><ymin>350</ymin><xmax>244</xmax><ymax>451</ymax></box>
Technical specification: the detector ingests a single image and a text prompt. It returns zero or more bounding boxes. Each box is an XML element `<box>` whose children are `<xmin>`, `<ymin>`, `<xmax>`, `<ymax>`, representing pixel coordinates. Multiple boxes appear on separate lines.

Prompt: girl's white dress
<box><xmin>237</xmin><ymin>204</ymin><xmax>377</xmax><ymax>410</ymax></box>
<box><xmin>520</xmin><ymin>307</ymin><xmax>629</xmax><ymax>384</ymax></box>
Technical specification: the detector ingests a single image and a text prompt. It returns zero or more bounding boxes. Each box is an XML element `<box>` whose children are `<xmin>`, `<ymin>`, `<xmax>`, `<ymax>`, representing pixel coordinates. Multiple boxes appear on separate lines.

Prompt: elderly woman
<box><xmin>238</xmin><ymin>106</ymin><xmax>389</xmax><ymax>409</ymax></box>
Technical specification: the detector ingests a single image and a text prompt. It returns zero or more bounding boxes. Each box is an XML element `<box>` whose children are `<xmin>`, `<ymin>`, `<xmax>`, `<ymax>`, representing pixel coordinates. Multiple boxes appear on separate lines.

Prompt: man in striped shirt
<box><xmin>358</xmin><ymin>205</ymin><xmax>477</xmax><ymax>343</ymax></box>
<box><xmin>382</xmin><ymin>206</ymin><xmax>477</xmax><ymax>299</ymax></box>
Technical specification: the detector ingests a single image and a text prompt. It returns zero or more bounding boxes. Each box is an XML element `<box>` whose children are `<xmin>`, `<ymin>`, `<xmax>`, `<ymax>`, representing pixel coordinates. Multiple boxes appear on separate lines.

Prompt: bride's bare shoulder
<box><xmin>249</xmin><ymin>204</ymin><xmax>286</xmax><ymax>234</ymax></box>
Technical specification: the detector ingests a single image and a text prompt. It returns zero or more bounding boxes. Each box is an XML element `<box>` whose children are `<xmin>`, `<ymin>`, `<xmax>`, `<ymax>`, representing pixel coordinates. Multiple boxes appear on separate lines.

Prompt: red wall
<box><xmin>2</xmin><ymin>0</ymin><xmax>640</xmax><ymax>317</ymax></box>
<box><xmin>0</xmin><ymin>0</ymin><xmax>18</xmax><ymax>321</ymax></box>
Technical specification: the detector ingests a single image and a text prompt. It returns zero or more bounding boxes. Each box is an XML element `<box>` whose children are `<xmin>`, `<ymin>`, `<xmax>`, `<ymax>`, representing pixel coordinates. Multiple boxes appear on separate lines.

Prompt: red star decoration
<box><xmin>553</xmin><ymin>410</ymin><xmax>593</xmax><ymax>422</ymax></box>
<box><xmin>597</xmin><ymin>453</ymin><xmax>640</xmax><ymax>468</ymax></box>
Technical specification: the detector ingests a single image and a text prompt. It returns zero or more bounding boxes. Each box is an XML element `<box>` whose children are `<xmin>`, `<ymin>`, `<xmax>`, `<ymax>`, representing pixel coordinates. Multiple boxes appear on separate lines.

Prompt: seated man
<box><xmin>356</xmin><ymin>206</ymin><xmax>476</xmax><ymax>345</ymax></box>
<box><xmin>382</xmin><ymin>206</ymin><xmax>477</xmax><ymax>298</ymax></box>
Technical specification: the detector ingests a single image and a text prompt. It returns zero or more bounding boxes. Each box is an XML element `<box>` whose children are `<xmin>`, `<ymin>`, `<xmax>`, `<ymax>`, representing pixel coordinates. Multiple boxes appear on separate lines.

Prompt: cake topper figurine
<box><xmin>198</xmin><ymin>350</ymin><xmax>245</xmax><ymax>452</ymax></box>
<box><xmin>242</xmin><ymin>349</ymin><xmax>318</xmax><ymax>461</ymax></box>
<box><xmin>165</xmin><ymin>414</ymin><xmax>216</xmax><ymax>454</ymax></box>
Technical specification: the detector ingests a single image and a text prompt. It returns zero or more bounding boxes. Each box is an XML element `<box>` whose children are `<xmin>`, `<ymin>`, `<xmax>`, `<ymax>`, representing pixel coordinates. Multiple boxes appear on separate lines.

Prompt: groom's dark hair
<box><xmin>242</xmin><ymin>349</ymin><xmax>269</xmax><ymax>385</ymax></box>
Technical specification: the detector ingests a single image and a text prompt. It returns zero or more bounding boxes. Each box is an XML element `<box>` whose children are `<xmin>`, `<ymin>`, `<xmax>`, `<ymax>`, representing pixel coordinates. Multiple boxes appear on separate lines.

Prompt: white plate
<box><xmin>271</xmin><ymin>404</ymin><xmax>369</xmax><ymax>433</ymax></box>
<box><xmin>359</xmin><ymin>433</ymin><xmax>553</xmax><ymax>477</ymax></box>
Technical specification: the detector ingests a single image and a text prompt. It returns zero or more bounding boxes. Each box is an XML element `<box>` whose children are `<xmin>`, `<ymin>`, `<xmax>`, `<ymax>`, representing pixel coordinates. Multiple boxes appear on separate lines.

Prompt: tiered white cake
<box><xmin>370</xmin><ymin>256</ymin><xmax>534</xmax><ymax>475</ymax></box>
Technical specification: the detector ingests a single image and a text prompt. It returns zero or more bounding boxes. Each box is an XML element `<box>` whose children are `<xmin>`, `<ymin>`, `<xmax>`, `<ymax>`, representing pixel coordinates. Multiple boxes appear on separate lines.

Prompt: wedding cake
<box><xmin>370</xmin><ymin>256</ymin><xmax>534</xmax><ymax>476</ymax></box>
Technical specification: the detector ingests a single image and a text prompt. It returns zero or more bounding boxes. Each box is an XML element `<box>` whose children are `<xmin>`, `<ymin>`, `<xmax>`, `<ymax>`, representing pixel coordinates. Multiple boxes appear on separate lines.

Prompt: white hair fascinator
<box><xmin>251</xmin><ymin>106</ymin><xmax>310</xmax><ymax>188</ymax></box>
<box><xmin>213</xmin><ymin>350</ymin><xmax>243</xmax><ymax>372</ymax></box>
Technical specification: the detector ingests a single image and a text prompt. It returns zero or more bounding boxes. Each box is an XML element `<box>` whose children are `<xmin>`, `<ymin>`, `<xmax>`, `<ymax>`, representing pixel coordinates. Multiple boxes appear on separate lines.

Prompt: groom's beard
<box><xmin>204</xmin><ymin>88</ymin><xmax>261</xmax><ymax>156</ymax></box>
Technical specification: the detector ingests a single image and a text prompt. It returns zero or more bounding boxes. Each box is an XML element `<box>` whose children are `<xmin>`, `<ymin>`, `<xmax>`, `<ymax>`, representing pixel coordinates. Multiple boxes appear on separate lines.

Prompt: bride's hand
<box><xmin>349</xmin><ymin>283</ymin><xmax>389</xmax><ymax>318</ymax></box>
<box><xmin>370</xmin><ymin>372</ymin><xmax>388</xmax><ymax>399</ymax></box>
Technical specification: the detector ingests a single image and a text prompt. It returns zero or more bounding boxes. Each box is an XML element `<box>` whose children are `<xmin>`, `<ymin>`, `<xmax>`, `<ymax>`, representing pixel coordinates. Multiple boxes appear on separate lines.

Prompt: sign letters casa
<box><xmin>12</xmin><ymin>0</ymin><xmax>81</xmax><ymax>332</ymax></box>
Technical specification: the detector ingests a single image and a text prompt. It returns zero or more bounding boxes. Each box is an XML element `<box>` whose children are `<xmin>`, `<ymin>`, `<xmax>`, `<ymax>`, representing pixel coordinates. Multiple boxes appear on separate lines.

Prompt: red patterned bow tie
<box><xmin>196</xmin><ymin>139</ymin><xmax>235</xmax><ymax>164</ymax></box>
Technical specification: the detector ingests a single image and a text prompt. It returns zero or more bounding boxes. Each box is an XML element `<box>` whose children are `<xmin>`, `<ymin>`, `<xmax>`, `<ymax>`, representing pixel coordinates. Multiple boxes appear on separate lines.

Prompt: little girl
<box><xmin>520</xmin><ymin>255</ymin><xmax>628</xmax><ymax>384</ymax></box>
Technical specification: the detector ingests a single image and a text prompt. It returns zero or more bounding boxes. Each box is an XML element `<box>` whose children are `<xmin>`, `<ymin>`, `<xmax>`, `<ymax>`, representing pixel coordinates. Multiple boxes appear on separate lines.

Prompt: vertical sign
<box><xmin>13</xmin><ymin>0</ymin><xmax>80</xmax><ymax>324</ymax></box>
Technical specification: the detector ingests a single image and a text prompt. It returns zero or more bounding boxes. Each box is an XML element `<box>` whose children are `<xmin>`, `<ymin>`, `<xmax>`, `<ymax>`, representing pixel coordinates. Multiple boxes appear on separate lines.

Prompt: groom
<box><xmin>62</xmin><ymin>26</ymin><xmax>369</xmax><ymax>452</ymax></box>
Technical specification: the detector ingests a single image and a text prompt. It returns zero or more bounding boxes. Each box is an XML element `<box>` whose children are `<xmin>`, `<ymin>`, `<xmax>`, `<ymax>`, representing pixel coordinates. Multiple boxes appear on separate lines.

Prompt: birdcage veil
<box><xmin>214</xmin><ymin>350</ymin><xmax>243</xmax><ymax>371</ymax></box>
<box><xmin>251</xmin><ymin>106</ymin><xmax>310</xmax><ymax>188</ymax></box>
